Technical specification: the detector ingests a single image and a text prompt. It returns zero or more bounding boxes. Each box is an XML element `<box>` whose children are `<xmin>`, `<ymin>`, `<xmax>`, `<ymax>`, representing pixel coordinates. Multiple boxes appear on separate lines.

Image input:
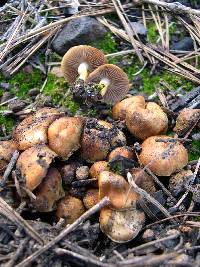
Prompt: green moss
<box><xmin>0</xmin><ymin>70</ymin><xmax>42</xmax><ymax>99</ymax></box>
<box><xmin>0</xmin><ymin>107</ymin><xmax>14</xmax><ymax>135</ymax></box>
<box><xmin>43</xmin><ymin>73</ymin><xmax>80</xmax><ymax>114</ymax></box>
<box><xmin>147</xmin><ymin>23</ymin><xmax>158</xmax><ymax>43</ymax></box>
<box><xmin>189</xmin><ymin>140</ymin><xmax>200</xmax><ymax>161</ymax></box>
<box><xmin>91</xmin><ymin>32</ymin><xmax>118</xmax><ymax>54</ymax></box>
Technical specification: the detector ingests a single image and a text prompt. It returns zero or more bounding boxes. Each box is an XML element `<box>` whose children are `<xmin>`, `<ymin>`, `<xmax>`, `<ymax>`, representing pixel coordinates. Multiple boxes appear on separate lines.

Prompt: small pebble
<box><xmin>142</xmin><ymin>229</ymin><xmax>155</xmax><ymax>242</ymax></box>
<box><xmin>0</xmin><ymin>82</ymin><xmax>10</xmax><ymax>90</ymax></box>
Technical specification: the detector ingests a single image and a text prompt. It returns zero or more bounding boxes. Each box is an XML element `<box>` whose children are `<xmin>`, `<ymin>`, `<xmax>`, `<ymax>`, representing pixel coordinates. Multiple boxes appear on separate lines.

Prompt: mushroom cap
<box><xmin>83</xmin><ymin>189</ymin><xmax>99</xmax><ymax>210</ymax></box>
<box><xmin>61</xmin><ymin>45</ymin><xmax>107</xmax><ymax>85</ymax></box>
<box><xmin>126</xmin><ymin>102</ymin><xmax>168</xmax><ymax>140</ymax></box>
<box><xmin>173</xmin><ymin>108</ymin><xmax>200</xmax><ymax>136</ymax></box>
<box><xmin>108</xmin><ymin>146</ymin><xmax>135</xmax><ymax>161</ymax></box>
<box><xmin>99</xmin><ymin>171</ymin><xmax>138</xmax><ymax>209</ymax></box>
<box><xmin>16</xmin><ymin>144</ymin><xmax>57</xmax><ymax>191</ymax></box>
<box><xmin>81</xmin><ymin>118</ymin><xmax>126</xmax><ymax>162</ymax></box>
<box><xmin>48</xmin><ymin>116</ymin><xmax>83</xmax><ymax>159</ymax></box>
<box><xmin>89</xmin><ymin>161</ymin><xmax>108</xmax><ymax>179</ymax></box>
<box><xmin>32</xmin><ymin>167</ymin><xmax>64</xmax><ymax>212</ymax></box>
<box><xmin>100</xmin><ymin>207</ymin><xmax>145</xmax><ymax>243</ymax></box>
<box><xmin>139</xmin><ymin>136</ymin><xmax>188</xmax><ymax>176</ymax></box>
<box><xmin>0</xmin><ymin>140</ymin><xmax>18</xmax><ymax>173</ymax></box>
<box><xmin>168</xmin><ymin>169</ymin><xmax>193</xmax><ymax>197</ymax></box>
<box><xmin>129</xmin><ymin>168</ymin><xmax>156</xmax><ymax>195</ymax></box>
<box><xmin>86</xmin><ymin>64</ymin><xmax>130</xmax><ymax>105</ymax></box>
<box><xmin>112</xmin><ymin>95</ymin><xmax>145</xmax><ymax>121</ymax></box>
<box><xmin>13</xmin><ymin>107</ymin><xmax>61</xmax><ymax>150</ymax></box>
<box><xmin>56</xmin><ymin>195</ymin><xmax>85</xmax><ymax>224</ymax></box>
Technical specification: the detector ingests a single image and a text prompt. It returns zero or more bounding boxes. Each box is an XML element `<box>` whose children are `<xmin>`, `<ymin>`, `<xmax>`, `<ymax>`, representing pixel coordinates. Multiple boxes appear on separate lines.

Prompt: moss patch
<box><xmin>91</xmin><ymin>32</ymin><xmax>118</xmax><ymax>54</ymax></box>
<box><xmin>189</xmin><ymin>140</ymin><xmax>200</xmax><ymax>161</ymax></box>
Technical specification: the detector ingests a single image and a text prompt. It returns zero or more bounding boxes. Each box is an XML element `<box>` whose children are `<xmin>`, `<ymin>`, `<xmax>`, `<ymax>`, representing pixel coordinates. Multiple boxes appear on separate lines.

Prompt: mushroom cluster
<box><xmin>0</xmin><ymin>45</ymin><xmax>193</xmax><ymax>245</ymax></box>
<box><xmin>61</xmin><ymin>45</ymin><xmax>130</xmax><ymax>104</ymax></box>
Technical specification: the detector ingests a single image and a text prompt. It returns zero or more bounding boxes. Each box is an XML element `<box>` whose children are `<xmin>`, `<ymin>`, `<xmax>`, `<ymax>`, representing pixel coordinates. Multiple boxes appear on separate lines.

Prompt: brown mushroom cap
<box><xmin>83</xmin><ymin>189</ymin><xmax>99</xmax><ymax>210</ymax></box>
<box><xmin>32</xmin><ymin>167</ymin><xmax>64</xmax><ymax>212</ymax></box>
<box><xmin>48</xmin><ymin>116</ymin><xmax>83</xmax><ymax>159</ymax></box>
<box><xmin>139</xmin><ymin>136</ymin><xmax>188</xmax><ymax>176</ymax></box>
<box><xmin>99</xmin><ymin>171</ymin><xmax>138</xmax><ymax>209</ymax></box>
<box><xmin>0</xmin><ymin>140</ymin><xmax>18</xmax><ymax>173</ymax></box>
<box><xmin>129</xmin><ymin>168</ymin><xmax>156</xmax><ymax>195</ymax></box>
<box><xmin>86</xmin><ymin>64</ymin><xmax>130</xmax><ymax>104</ymax></box>
<box><xmin>112</xmin><ymin>95</ymin><xmax>145</xmax><ymax>121</ymax></box>
<box><xmin>89</xmin><ymin>161</ymin><xmax>109</xmax><ymax>179</ymax></box>
<box><xmin>13</xmin><ymin>108</ymin><xmax>61</xmax><ymax>150</ymax></box>
<box><xmin>61</xmin><ymin>45</ymin><xmax>107</xmax><ymax>85</ymax></box>
<box><xmin>16</xmin><ymin>144</ymin><xmax>57</xmax><ymax>191</ymax></box>
<box><xmin>81</xmin><ymin>118</ymin><xmax>126</xmax><ymax>162</ymax></box>
<box><xmin>126</xmin><ymin>102</ymin><xmax>168</xmax><ymax>140</ymax></box>
<box><xmin>56</xmin><ymin>195</ymin><xmax>85</xmax><ymax>224</ymax></box>
<box><xmin>108</xmin><ymin>146</ymin><xmax>135</xmax><ymax>161</ymax></box>
<box><xmin>173</xmin><ymin>108</ymin><xmax>200</xmax><ymax>136</ymax></box>
<box><xmin>100</xmin><ymin>207</ymin><xmax>145</xmax><ymax>243</ymax></box>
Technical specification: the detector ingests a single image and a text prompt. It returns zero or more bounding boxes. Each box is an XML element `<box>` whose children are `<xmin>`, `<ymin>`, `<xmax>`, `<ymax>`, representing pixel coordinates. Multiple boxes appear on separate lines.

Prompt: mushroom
<box><xmin>108</xmin><ymin>146</ymin><xmax>135</xmax><ymax>161</ymax></box>
<box><xmin>173</xmin><ymin>108</ymin><xmax>200</xmax><ymax>136</ymax></box>
<box><xmin>89</xmin><ymin>161</ymin><xmax>108</xmax><ymax>179</ymax></box>
<box><xmin>100</xmin><ymin>207</ymin><xmax>145</xmax><ymax>243</ymax></box>
<box><xmin>56</xmin><ymin>195</ymin><xmax>85</xmax><ymax>224</ymax></box>
<box><xmin>48</xmin><ymin>116</ymin><xmax>83</xmax><ymax>159</ymax></box>
<box><xmin>13</xmin><ymin>107</ymin><xmax>61</xmax><ymax>150</ymax></box>
<box><xmin>112</xmin><ymin>95</ymin><xmax>145</xmax><ymax>121</ymax></box>
<box><xmin>86</xmin><ymin>64</ymin><xmax>130</xmax><ymax>104</ymax></box>
<box><xmin>61</xmin><ymin>45</ymin><xmax>107</xmax><ymax>85</ymax></box>
<box><xmin>0</xmin><ymin>140</ymin><xmax>18</xmax><ymax>173</ymax></box>
<box><xmin>16</xmin><ymin>144</ymin><xmax>57</xmax><ymax>191</ymax></box>
<box><xmin>138</xmin><ymin>136</ymin><xmax>188</xmax><ymax>176</ymax></box>
<box><xmin>99</xmin><ymin>171</ymin><xmax>138</xmax><ymax>209</ymax></box>
<box><xmin>81</xmin><ymin>118</ymin><xmax>126</xmax><ymax>162</ymax></box>
<box><xmin>129</xmin><ymin>168</ymin><xmax>156</xmax><ymax>195</ymax></box>
<box><xmin>126</xmin><ymin>102</ymin><xmax>168</xmax><ymax>140</ymax></box>
<box><xmin>32</xmin><ymin>167</ymin><xmax>64</xmax><ymax>212</ymax></box>
<box><xmin>83</xmin><ymin>189</ymin><xmax>99</xmax><ymax>209</ymax></box>
<box><xmin>168</xmin><ymin>169</ymin><xmax>193</xmax><ymax>197</ymax></box>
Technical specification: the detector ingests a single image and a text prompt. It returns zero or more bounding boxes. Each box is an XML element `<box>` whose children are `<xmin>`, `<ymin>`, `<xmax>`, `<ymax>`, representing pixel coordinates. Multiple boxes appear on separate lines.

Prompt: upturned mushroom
<box><xmin>16</xmin><ymin>144</ymin><xmax>57</xmax><ymax>191</ymax></box>
<box><xmin>100</xmin><ymin>207</ymin><xmax>145</xmax><ymax>243</ymax></box>
<box><xmin>86</xmin><ymin>64</ymin><xmax>130</xmax><ymax>104</ymax></box>
<box><xmin>61</xmin><ymin>45</ymin><xmax>107</xmax><ymax>85</ymax></box>
<box><xmin>126</xmin><ymin>101</ymin><xmax>168</xmax><ymax>140</ymax></box>
<box><xmin>48</xmin><ymin>116</ymin><xmax>83</xmax><ymax>159</ymax></box>
<box><xmin>138</xmin><ymin>136</ymin><xmax>188</xmax><ymax>176</ymax></box>
<box><xmin>32</xmin><ymin>167</ymin><xmax>64</xmax><ymax>212</ymax></box>
<box><xmin>0</xmin><ymin>140</ymin><xmax>18</xmax><ymax>173</ymax></box>
<box><xmin>112</xmin><ymin>95</ymin><xmax>145</xmax><ymax>121</ymax></box>
<box><xmin>56</xmin><ymin>195</ymin><xmax>85</xmax><ymax>224</ymax></box>
<box><xmin>13</xmin><ymin>107</ymin><xmax>61</xmax><ymax>150</ymax></box>
<box><xmin>173</xmin><ymin>108</ymin><xmax>200</xmax><ymax>136</ymax></box>
<box><xmin>81</xmin><ymin>118</ymin><xmax>126</xmax><ymax>162</ymax></box>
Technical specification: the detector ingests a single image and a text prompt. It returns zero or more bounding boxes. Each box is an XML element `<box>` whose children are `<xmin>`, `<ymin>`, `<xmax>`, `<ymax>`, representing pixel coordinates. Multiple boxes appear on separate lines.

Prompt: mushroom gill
<box><xmin>86</xmin><ymin>64</ymin><xmax>130</xmax><ymax>104</ymax></box>
<box><xmin>61</xmin><ymin>45</ymin><xmax>107</xmax><ymax>85</ymax></box>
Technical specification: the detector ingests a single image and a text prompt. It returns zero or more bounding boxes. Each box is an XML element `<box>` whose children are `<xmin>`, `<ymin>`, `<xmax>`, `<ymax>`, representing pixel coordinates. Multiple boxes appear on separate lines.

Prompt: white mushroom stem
<box><xmin>99</xmin><ymin>78</ymin><xmax>110</xmax><ymax>96</ymax></box>
<box><xmin>78</xmin><ymin>62</ymin><xmax>89</xmax><ymax>80</ymax></box>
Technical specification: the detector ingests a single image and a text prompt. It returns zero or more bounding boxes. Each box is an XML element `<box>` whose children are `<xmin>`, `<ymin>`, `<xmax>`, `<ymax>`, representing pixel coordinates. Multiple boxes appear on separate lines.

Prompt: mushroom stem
<box><xmin>78</xmin><ymin>62</ymin><xmax>89</xmax><ymax>81</ymax></box>
<box><xmin>99</xmin><ymin>78</ymin><xmax>110</xmax><ymax>96</ymax></box>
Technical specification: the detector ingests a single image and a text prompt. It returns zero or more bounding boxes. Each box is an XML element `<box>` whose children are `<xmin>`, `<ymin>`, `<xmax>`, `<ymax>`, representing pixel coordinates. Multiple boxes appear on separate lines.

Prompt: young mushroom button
<box><xmin>61</xmin><ymin>45</ymin><xmax>107</xmax><ymax>85</ymax></box>
<box><xmin>86</xmin><ymin>64</ymin><xmax>130</xmax><ymax>105</ymax></box>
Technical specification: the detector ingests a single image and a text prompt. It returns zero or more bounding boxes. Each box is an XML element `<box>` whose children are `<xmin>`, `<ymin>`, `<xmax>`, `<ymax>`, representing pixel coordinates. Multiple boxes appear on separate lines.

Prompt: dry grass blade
<box><xmin>98</xmin><ymin>17</ymin><xmax>200</xmax><ymax>84</ymax></box>
<box><xmin>0</xmin><ymin>197</ymin><xmax>44</xmax><ymax>245</ymax></box>
<box><xmin>16</xmin><ymin>197</ymin><xmax>110</xmax><ymax>267</ymax></box>
<box><xmin>140</xmin><ymin>0</ymin><xmax>200</xmax><ymax>16</ymax></box>
<box><xmin>112</xmin><ymin>0</ymin><xmax>144</xmax><ymax>64</ymax></box>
